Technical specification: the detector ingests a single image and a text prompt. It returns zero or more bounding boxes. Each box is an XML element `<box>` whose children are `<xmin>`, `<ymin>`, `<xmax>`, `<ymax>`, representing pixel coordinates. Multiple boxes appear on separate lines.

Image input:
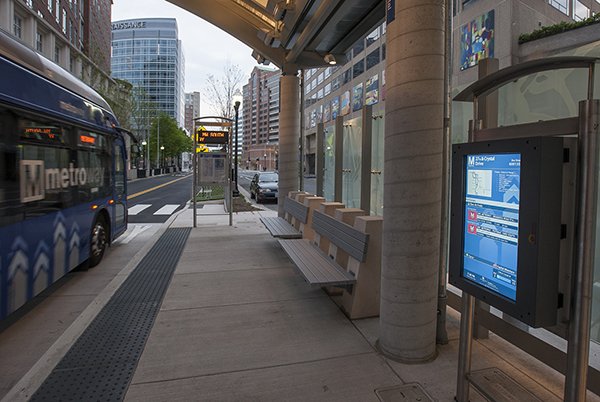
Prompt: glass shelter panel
<box><xmin>323</xmin><ymin>125</ymin><xmax>335</xmax><ymax>201</ymax></box>
<box><xmin>371</xmin><ymin>115</ymin><xmax>384</xmax><ymax>216</ymax></box>
<box><xmin>342</xmin><ymin>117</ymin><xmax>362</xmax><ymax>208</ymax></box>
<box><xmin>497</xmin><ymin>68</ymin><xmax>588</xmax><ymax>126</ymax></box>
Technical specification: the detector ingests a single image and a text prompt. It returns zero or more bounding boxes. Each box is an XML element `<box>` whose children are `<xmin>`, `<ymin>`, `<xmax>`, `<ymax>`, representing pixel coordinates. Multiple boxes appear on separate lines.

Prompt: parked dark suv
<box><xmin>250</xmin><ymin>171</ymin><xmax>278</xmax><ymax>203</ymax></box>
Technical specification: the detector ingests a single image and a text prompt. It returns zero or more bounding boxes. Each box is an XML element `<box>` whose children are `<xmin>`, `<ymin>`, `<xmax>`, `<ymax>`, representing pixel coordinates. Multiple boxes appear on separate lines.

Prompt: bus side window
<box><xmin>0</xmin><ymin>108</ymin><xmax>21</xmax><ymax>227</ymax></box>
<box><xmin>77</xmin><ymin>130</ymin><xmax>111</xmax><ymax>201</ymax></box>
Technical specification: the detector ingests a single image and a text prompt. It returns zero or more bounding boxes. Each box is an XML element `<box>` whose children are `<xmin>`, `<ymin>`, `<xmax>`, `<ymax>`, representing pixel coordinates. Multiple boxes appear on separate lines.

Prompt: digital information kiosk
<box><xmin>449</xmin><ymin>137</ymin><xmax>564</xmax><ymax>327</ymax></box>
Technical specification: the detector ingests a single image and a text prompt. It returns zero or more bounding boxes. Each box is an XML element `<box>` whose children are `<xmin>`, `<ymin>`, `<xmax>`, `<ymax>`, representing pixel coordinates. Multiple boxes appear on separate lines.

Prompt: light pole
<box><xmin>160</xmin><ymin>145</ymin><xmax>165</xmax><ymax>172</ymax></box>
<box><xmin>232</xmin><ymin>90</ymin><xmax>243</xmax><ymax>196</ymax></box>
<box><xmin>141</xmin><ymin>140</ymin><xmax>148</xmax><ymax>177</ymax></box>
<box><xmin>156</xmin><ymin>116</ymin><xmax>161</xmax><ymax>172</ymax></box>
<box><xmin>264</xmin><ymin>153</ymin><xmax>267</xmax><ymax>171</ymax></box>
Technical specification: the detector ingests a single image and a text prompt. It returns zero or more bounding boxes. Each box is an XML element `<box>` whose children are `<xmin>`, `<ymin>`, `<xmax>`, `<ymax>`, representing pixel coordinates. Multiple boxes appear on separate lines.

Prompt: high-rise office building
<box><xmin>242</xmin><ymin>65</ymin><xmax>280</xmax><ymax>171</ymax></box>
<box><xmin>111</xmin><ymin>18</ymin><xmax>186</xmax><ymax>134</ymax></box>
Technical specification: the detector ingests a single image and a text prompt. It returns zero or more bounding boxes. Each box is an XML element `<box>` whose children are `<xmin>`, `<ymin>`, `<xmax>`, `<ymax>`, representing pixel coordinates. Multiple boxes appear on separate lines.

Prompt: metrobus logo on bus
<box><xmin>20</xmin><ymin>160</ymin><xmax>105</xmax><ymax>203</ymax></box>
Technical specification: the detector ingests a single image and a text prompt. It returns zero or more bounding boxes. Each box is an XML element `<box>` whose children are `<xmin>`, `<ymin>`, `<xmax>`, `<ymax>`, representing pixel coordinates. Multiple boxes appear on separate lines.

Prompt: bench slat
<box><xmin>260</xmin><ymin>217</ymin><xmax>302</xmax><ymax>239</ymax></box>
<box><xmin>279</xmin><ymin>239</ymin><xmax>356</xmax><ymax>286</ymax></box>
<box><xmin>312</xmin><ymin>211</ymin><xmax>369</xmax><ymax>262</ymax></box>
<box><xmin>283</xmin><ymin>197</ymin><xmax>309</xmax><ymax>224</ymax></box>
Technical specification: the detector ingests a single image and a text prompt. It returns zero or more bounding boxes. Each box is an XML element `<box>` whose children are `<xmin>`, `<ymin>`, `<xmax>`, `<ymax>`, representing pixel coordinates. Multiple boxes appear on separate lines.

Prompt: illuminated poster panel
<box><xmin>331</xmin><ymin>97</ymin><xmax>340</xmax><ymax>119</ymax></box>
<box><xmin>463</xmin><ymin>153</ymin><xmax>520</xmax><ymax>301</ymax></box>
<box><xmin>366</xmin><ymin>74</ymin><xmax>379</xmax><ymax>106</ymax></box>
<box><xmin>341</xmin><ymin>91</ymin><xmax>350</xmax><ymax>115</ymax></box>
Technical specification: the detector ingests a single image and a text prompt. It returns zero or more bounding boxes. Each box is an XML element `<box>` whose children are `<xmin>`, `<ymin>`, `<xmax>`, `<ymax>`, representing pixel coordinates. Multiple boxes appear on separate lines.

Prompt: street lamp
<box><xmin>156</xmin><ymin>116</ymin><xmax>161</xmax><ymax>172</ymax></box>
<box><xmin>141</xmin><ymin>140</ymin><xmax>148</xmax><ymax>177</ymax></box>
<box><xmin>264</xmin><ymin>153</ymin><xmax>267</xmax><ymax>171</ymax></box>
<box><xmin>232</xmin><ymin>89</ymin><xmax>243</xmax><ymax>196</ymax></box>
<box><xmin>160</xmin><ymin>145</ymin><xmax>165</xmax><ymax>172</ymax></box>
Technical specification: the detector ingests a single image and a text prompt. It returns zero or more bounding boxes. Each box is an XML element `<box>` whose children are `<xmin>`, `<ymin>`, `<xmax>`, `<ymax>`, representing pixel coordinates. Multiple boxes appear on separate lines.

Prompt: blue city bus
<box><xmin>0</xmin><ymin>30</ymin><xmax>128</xmax><ymax>321</ymax></box>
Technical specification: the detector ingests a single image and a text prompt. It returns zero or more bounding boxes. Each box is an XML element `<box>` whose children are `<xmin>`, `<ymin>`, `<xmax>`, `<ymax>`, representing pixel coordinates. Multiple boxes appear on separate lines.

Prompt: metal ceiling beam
<box><xmin>167</xmin><ymin>0</ymin><xmax>287</xmax><ymax>66</ymax></box>
<box><xmin>328</xmin><ymin>1</ymin><xmax>384</xmax><ymax>54</ymax></box>
<box><xmin>284</xmin><ymin>0</ymin><xmax>342</xmax><ymax>64</ymax></box>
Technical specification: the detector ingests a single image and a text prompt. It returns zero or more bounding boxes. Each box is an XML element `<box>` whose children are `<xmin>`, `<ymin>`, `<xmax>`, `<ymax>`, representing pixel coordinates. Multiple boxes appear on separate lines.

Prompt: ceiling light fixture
<box><xmin>324</xmin><ymin>54</ymin><xmax>336</xmax><ymax>65</ymax></box>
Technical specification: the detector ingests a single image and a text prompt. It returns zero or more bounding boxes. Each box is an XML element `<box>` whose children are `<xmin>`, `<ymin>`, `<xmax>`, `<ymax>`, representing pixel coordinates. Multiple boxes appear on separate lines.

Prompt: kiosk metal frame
<box><xmin>453</xmin><ymin>57</ymin><xmax>599</xmax><ymax>402</ymax></box>
<box><xmin>192</xmin><ymin>117</ymin><xmax>233</xmax><ymax>228</ymax></box>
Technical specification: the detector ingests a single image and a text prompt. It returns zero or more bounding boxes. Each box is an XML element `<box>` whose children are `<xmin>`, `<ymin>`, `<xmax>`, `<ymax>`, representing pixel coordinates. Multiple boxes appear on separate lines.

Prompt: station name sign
<box><xmin>196</xmin><ymin>130</ymin><xmax>228</xmax><ymax>145</ymax></box>
<box><xmin>111</xmin><ymin>21</ymin><xmax>146</xmax><ymax>30</ymax></box>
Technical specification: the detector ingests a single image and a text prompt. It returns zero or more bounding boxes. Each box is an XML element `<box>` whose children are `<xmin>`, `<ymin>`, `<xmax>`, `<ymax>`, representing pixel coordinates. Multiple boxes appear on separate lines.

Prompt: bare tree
<box><xmin>204</xmin><ymin>61</ymin><xmax>245</xmax><ymax>120</ymax></box>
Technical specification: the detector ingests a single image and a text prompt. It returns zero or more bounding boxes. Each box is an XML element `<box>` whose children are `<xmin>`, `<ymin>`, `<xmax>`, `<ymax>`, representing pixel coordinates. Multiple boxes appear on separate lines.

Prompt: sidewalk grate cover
<box><xmin>375</xmin><ymin>383</ymin><xmax>434</xmax><ymax>402</ymax></box>
<box><xmin>469</xmin><ymin>367</ymin><xmax>543</xmax><ymax>402</ymax></box>
<box><xmin>30</xmin><ymin>227</ymin><xmax>191</xmax><ymax>402</ymax></box>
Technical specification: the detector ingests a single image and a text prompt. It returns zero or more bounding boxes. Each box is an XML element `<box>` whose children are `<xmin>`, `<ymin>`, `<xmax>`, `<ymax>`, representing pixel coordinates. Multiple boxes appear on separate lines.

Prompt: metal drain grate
<box><xmin>31</xmin><ymin>227</ymin><xmax>191</xmax><ymax>402</ymax></box>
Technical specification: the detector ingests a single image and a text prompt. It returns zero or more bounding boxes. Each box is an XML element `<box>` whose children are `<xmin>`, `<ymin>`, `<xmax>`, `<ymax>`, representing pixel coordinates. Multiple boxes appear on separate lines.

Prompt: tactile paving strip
<box><xmin>31</xmin><ymin>227</ymin><xmax>191</xmax><ymax>402</ymax></box>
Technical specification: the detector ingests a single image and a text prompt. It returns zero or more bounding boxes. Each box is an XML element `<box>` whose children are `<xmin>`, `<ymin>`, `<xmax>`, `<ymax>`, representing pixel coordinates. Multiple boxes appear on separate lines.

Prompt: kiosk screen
<box><xmin>463</xmin><ymin>153</ymin><xmax>521</xmax><ymax>301</ymax></box>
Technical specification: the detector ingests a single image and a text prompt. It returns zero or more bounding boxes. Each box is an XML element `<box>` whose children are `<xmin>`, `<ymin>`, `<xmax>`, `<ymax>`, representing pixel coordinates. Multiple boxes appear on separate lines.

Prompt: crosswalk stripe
<box><xmin>153</xmin><ymin>204</ymin><xmax>180</xmax><ymax>215</ymax></box>
<box><xmin>128</xmin><ymin>204</ymin><xmax>151</xmax><ymax>215</ymax></box>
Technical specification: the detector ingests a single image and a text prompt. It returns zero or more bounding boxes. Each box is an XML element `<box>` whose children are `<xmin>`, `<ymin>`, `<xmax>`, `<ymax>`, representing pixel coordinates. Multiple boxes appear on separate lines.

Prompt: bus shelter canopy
<box><xmin>167</xmin><ymin>0</ymin><xmax>385</xmax><ymax>72</ymax></box>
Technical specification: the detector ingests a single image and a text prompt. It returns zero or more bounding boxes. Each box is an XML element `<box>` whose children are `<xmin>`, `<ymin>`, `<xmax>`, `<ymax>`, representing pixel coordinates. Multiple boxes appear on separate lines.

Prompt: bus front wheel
<box><xmin>89</xmin><ymin>217</ymin><xmax>108</xmax><ymax>267</ymax></box>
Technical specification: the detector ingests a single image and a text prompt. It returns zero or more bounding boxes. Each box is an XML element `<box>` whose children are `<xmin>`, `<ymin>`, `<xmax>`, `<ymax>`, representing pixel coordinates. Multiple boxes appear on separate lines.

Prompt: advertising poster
<box><xmin>324</xmin><ymin>102</ymin><xmax>331</xmax><ymax>122</ymax></box>
<box><xmin>341</xmin><ymin>91</ymin><xmax>350</xmax><ymax>115</ymax></box>
<box><xmin>352</xmin><ymin>83</ymin><xmax>364</xmax><ymax>112</ymax></box>
<box><xmin>460</xmin><ymin>9</ymin><xmax>495</xmax><ymax>71</ymax></box>
<box><xmin>365</xmin><ymin>74</ymin><xmax>379</xmax><ymax>106</ymax></box>
<box><xmin>331</xmin><ymin>96</ymin><xmax>340</xmax><ymax>119</ymax></box>
<box><xmin>316</xmin><ymin>104</ymin><xmax>323</xmax><ymax>124</ymax></box>
<box><xmin>381</xmin><ymin>70</ymin><xmax>386</xmax><ymax>100</ymax></box>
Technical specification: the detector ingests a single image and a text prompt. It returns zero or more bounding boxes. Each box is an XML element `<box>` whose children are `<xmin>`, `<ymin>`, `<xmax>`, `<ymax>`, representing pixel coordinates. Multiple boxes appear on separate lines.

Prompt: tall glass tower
<box><xmin>111</xmin><ymin>18</ymin><xmax>185</xmax><ymax>134</ymax></box>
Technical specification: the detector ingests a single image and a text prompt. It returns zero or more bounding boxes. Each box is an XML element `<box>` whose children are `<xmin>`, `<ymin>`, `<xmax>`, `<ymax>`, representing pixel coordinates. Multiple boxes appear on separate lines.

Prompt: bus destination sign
<box><xmin>196</xmin><ymin>130</ymin><xmax>228</xmax><ymax>145</ymax></box>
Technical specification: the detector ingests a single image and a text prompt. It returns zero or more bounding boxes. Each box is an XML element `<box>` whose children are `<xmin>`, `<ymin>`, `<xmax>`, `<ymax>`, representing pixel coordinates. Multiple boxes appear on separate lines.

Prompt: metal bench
<box><xmin>279</xmin><ymin>208</ymin><xmax>383</xmax><ymax>319</ymax></box>
<box><xmin>279</xmin><ymin>209</ymin><xmax>368</xmax><ymax>289</ymax></box>
<box><xmin>260</xmin><ymin>196</ymin><xmax>308</xmax><ymax>239</ymax></box>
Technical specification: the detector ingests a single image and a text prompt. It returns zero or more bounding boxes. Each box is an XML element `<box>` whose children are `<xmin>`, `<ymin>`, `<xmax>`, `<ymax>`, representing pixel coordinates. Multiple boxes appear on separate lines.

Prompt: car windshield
<box><xmin>259</xmin><ymin>173</ymin><xmax>278</xmax><ymax>182</ymax></box>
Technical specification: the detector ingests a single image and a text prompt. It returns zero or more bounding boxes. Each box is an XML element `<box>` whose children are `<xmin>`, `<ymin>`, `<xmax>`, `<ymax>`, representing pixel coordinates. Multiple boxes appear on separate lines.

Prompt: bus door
<box><xmin>113</xmin><ymin>141</ymin><xmax>126</xmax><ymax>236</ymax></box>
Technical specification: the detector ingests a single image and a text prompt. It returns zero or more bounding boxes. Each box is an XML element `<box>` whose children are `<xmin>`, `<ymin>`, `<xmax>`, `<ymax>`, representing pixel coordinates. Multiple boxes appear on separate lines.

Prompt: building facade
<box><xmin>242</xmin><ymin>65</ymin><xmax>280</xmax><ymax>171</ymax></box>
<box><xmin>184</xmin><ymin>91</ymin><xmax>200</xmax><ymax>135</ymax></box>
<box><xmin>111</xmin><ymin>18</ymin><xmax>186</xmax><ymax>134</ymax></box>
<box><xmin>0</xmin><ymin>0</ymin><xmax>114</xmax><ymax>92</ymax></box>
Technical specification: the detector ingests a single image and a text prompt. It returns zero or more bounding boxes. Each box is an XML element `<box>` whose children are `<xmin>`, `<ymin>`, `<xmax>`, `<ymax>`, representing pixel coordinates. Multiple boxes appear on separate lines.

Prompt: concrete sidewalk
<box><xmin>122</xmin><ymin>204</ymin><xmax>583</xmax><ymax>402</ymax></box>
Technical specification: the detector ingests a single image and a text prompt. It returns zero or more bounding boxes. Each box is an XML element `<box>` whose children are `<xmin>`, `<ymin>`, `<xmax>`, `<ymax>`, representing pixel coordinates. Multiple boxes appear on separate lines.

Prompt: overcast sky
<box><xmin>111</xmin><ymin>0</ymin><xmax>260</xmax><ymax>98</ymax></box>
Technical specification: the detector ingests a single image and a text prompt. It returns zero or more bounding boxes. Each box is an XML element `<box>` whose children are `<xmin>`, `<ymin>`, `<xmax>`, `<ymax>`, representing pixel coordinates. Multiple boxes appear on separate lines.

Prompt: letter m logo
<box><xmin>20</xmin><ymin>160</ymin><xmax>45</xmax><ymax>202</ymax></box>
<box><xmin>467</xmin><ymin>156</ymin><xmax>475</xmax><ymax>167</ymax></box>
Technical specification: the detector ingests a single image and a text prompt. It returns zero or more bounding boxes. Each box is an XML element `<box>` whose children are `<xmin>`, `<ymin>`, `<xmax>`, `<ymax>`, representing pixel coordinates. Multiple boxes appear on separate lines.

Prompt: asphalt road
<box><xmin>127</xmin><ymin>173</ymin><xmax>193</xmax><ymax>223</ymax></box>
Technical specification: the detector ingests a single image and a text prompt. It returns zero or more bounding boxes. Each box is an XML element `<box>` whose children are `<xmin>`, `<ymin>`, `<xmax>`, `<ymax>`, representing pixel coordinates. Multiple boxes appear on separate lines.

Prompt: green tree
<box><xmin>149</xmin><ymin>114</ymin><xmax>192</xmax><ymax>168</ymax></box>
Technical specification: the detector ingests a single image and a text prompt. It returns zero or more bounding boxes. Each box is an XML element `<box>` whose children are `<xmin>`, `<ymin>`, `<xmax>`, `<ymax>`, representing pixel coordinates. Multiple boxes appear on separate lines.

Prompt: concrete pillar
<box><xmin>379</xmin><ymin>0</ymin><xmax>445</xmax><ymax>363</ymax></box>
<box><xmin>278</xmin><ymin>73</ymin><xmax>300</xmax><ymax>217</ymax></box>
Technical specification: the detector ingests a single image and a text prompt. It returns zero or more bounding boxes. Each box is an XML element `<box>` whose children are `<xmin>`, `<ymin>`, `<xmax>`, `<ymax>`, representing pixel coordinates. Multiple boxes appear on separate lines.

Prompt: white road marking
<box><xmin>153</xmin><ymin>204</ymin><xmax>180</xmax><ymax>215</ymax></box>
<box><xmin>128</xmin><ymin>204</ymin><xmax>151</xmax><ymax>215</ymax></box>
<box><xmin>114</xmin><ymin>224</ymin><xmax>151</xmax><ymax>245</ymax></box>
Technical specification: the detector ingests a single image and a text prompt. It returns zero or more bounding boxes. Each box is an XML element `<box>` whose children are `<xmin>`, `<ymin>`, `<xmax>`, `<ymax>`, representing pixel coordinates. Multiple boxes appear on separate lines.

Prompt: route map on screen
<box><xmin>463</xmin><ymin>153</ymin><xmax>521</xmax><ymax>301</ymax></box>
